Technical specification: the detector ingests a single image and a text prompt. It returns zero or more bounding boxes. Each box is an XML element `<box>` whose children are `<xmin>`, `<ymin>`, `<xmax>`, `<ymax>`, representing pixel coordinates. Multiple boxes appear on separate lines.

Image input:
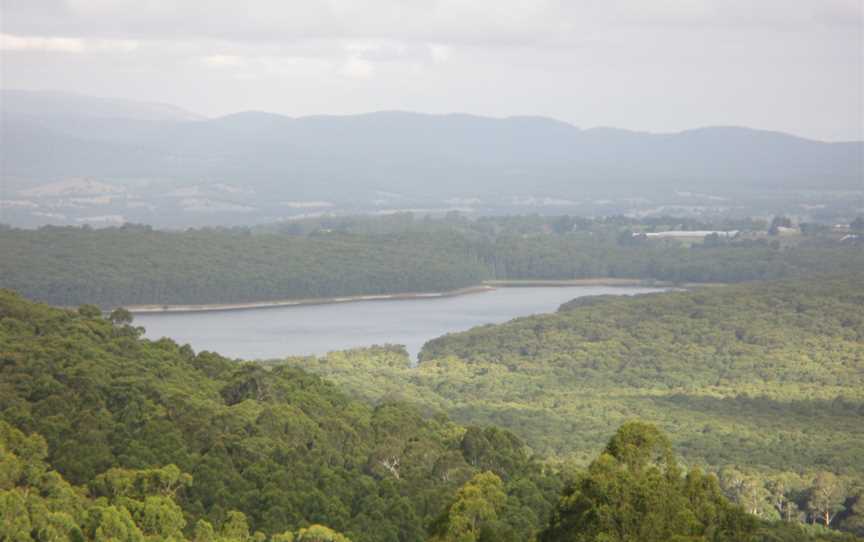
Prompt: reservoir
<box><xmin>136</xmin><ymin>286</ymin><xmax>665</xmax><ymax>360</ymax></box>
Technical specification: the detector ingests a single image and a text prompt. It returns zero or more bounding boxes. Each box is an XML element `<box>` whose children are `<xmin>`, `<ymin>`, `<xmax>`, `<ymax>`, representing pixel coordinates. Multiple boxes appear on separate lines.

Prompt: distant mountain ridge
<box><xmin>1</xmin><ymin>90</ymin><xmax>861</xmax><ymax>223</ymax></box>
<box><xmin>1</xmin><ymin>89</ymin><xmax>204</xmax><ymax>122</ymax></box>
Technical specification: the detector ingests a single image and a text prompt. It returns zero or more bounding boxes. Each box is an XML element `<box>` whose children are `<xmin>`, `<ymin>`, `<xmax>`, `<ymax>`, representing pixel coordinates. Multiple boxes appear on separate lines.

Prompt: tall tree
<box><xmin>429</xmin><ymin>471</ymin><xmax>507</xmax><ymax>542</ymax></box>
<box><xmin>540</xmin><ymin>422</ymin><xmax>756</xmax><ymax>542</ymax></box>
<box><xmin>808</xmin><ymin>472</ymin><xmax>846</xmax><ymax>527</ymax></box>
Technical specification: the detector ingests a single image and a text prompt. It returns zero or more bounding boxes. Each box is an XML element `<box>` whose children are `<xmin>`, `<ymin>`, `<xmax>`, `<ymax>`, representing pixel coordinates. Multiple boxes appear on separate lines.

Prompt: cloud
<box><xmin>256</xmin><ymin>56</ymin><xmax>333</xmax><ymax>77</ymax></box>
<box><xmin>199</xmin><ymin>53</ymin><xmax>334</xmax><ymax>79</ymax></box>
<box><xmin>0</xmin><ymin>0</ymin><xmax>860</xmax><ymax>140</ymax></box>
<box><xmin>2</xmin><ymin>0</ymin><xmax>859</xmax><ymax>46</ymax></box>
<box><xmin>344</xmin><ymin>39</ymin><xmax>407</xmax><ymax>60</ymax></box>
<box><xmin>341</xmin><ymin>39</ymin><xmax>452</xmax><ymax>66</ymax></box>
<box><xmin>428</xmin><ymin>44</ymin><xmax>451</xmax><ymax>63</ymax></box>
<box><xmin>201</xmin><ymin>54</ymin><xmax>245</xmax><ymax>68</ymax></box>
<box><xmin>342</xmin><ymin>57</ymin><xmax>374</xmax><ymax>79</ymax></box>
<box><xmin>0</xmin><ymin>33</ymin><xmax>138</xmax><ymax>53</ymax></box>
<box><xmin>0</xmin><ymin>33</ymin><xmax>85</xmax><ymax>52</ymax></box>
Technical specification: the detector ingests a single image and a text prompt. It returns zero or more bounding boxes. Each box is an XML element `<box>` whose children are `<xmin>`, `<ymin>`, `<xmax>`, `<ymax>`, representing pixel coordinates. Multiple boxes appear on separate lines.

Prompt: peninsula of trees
<box><xmin>1</xmin><ymin>214</ymin><xmax>861</xmax><ymax>308</ymax></box>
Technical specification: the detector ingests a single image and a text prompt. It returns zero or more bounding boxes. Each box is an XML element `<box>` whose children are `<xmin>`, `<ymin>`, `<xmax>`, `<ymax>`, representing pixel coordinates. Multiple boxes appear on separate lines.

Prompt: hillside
<box><xmin>1</xmin><ymin>289</ymin><xmax>861</xmax><ymax>541</ymax></box>
<box><xmin>280</xmin><ymin>276</ymin><xmax>864</xmax><ymax>476</ymax></box>
<box><xmin>0</xmin><ymin>289</ymin><xmax>561</xmax><ymax>541</ymax></box>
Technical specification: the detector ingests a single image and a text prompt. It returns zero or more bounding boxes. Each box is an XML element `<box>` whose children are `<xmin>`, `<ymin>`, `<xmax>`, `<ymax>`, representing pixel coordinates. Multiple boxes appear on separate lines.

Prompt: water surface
<box><xmin>136</xmin><ymin>286</ymin><xmax>664</xmax><ymax>360</ymax></box>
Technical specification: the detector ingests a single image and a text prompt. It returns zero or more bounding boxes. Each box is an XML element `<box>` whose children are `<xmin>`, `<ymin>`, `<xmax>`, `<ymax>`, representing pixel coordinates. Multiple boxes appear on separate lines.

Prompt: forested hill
<box><xmin>0</xmin><ymin>227</ymin><xmax>488</xmax><ymax>307</ymax></box>
<box><xmin>277</xmin><ymin>275</ymin><xmax>864</xmax><ymax>537</ymax></box>
<box><xmin>2</xmin><ymin>290</ymin><xmax>860</xmax><ymax>541</ymax></box>
<box><xmin>0</xmin><ymin>289</ymin><xmax>559</xmax><ymax>540</ymax></box>
<box><xmin>412</xmin><ymin>275</ymin><xmax>864</xmax><ymax>467</ymax></box>
<box><xmin>2</xmin><ymin>222</ymin><xmax>863</xmax><ymax>308</ymax></box>
<box><xmin>420</xmin><ymin>275</ymin><xmax>864</xmax><ymax>377</ymax></box>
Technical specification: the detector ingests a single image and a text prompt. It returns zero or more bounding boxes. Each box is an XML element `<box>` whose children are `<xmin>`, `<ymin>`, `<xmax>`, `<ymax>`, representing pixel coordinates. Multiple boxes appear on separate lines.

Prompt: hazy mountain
<box><xmin>1</xmin><ymin>91</ymin><xmax>861</xmax><ymax>227</ymax></box>
<box><xmin>1</xmin><ymin>89</ymin><xmax>205</xmax><ymax>148</ymax></box>
<box><xmin>1</xmin><ymin>89</ymin><xmax>203</xmax><ymax>122</ymax></box>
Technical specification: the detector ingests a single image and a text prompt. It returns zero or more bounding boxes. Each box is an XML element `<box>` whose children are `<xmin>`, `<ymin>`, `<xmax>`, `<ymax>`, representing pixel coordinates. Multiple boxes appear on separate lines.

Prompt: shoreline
<box><xmin>487</xmin><ymin>278</ymin><xmax>723</xmax><ymax>288</ymax></box>
<box><xmin>124</xmin><ymin>285</ymin><xmax>496</xmax><ymax>314</ymax></box>
<box><xmin>124</xmin><ymin>278</ymin><xmax>711</xmax><ymax>314</ymax></box>
<box><xmin>485</xmin><ymin>278</ymin><xmax>668</xmax><ymax>287</ymax></box>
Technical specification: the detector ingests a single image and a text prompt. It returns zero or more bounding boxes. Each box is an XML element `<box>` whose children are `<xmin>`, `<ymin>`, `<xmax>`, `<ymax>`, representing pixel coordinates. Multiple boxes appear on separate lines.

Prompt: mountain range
<box><xmin>1</xmin><ymin>90</ymin><xmax>861</xmax><ymax>227</ymax></box>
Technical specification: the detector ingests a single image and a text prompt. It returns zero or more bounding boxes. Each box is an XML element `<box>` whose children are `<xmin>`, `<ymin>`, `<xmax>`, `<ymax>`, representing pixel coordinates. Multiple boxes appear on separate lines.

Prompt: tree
<box><xmin>220</xmin><ymin>511</ymin><xmax>251</xmax><ymax>541</ymax></box>
<box><xmin>134</xmin><ymin>495</ymin><xmax>186</xmax><ymax>538</ymax></box>
<box><xmin>720</xmin><ymin>469</ymin><xmax>772</xmax><ymax>518</ymax></box>
<box><xmin>602</xmin><ymin>421</ymin><xmax>676</xmax><ymax>473</ymax></box>
<box><xmin>90</xmin><ymin>506</ymin><xmax>145</xmax><ymax>542</ymax></box>
<box><xmin>838</xmin><ymin>491</ymin><xmax>864</xmax><ymax>535</ymax></box>
<box><xmin>90</xmin><ymin>464</ymin><xmax>191</xmax><ymax>500</ymax></box>
<box><xmin>540</xmin><ymin>422</ymin><xmax>756</xmax><ymax>542</ymax></box>
<box><xmin>78</xmin><ymin>304</ymin><xmax>102</xmax><ymax>318</ymax></box>
<box><xmin>0</xmin><ymin>490</ymin><xmax>32</xmax><ymax>542</ymax></box>
<box><xmin>294</xmin><ymin>525</ymin><xmax>351</xmax><ymax>542</ymax></box>
<box><xmin>807</xmin><ymin>472</ymin><xmax>846</xmax><ymax>527</ymax></box>
<box><xmin>108</xmin><ymin>307</ymin><xmax>134</xmax><ymax>326</ymax></box>
<box><xmin>429</xmin><ymin>471</ymin><xmax>507</xmax><ymax>542</ymax></box>
<box><xmin>194</xmin><ymin>519</ymin><xmax>217</xmax><ymax>542</ymax></box>
<box><xmin>459</xmin><ymin>427</ymin><xmax>526</xmax><ymax>478</ymax></box>
<box><xmin>766</xmin><ymin>474</ymin><xmax>803</xmax><ymax>522</ymax></box>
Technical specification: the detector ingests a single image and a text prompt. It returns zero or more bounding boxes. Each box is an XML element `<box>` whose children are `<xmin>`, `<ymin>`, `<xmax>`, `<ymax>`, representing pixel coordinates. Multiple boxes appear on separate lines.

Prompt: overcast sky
<box><xmin>1</xmin><ymin>0</ymin><xmax>862</xmax><ymax>141</ymax></box>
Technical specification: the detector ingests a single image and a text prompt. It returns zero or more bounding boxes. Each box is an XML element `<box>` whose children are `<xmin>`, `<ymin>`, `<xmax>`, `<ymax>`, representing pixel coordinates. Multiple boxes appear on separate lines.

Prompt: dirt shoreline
<box><xmin>124</xmin><ymin>285</ymin><xmax>496</xmax><ymax>314</ymax></box>
<box><xmin>487</xmin><ymin>279</ymin><xmax>723</xmax><ymax>288</ymax></box>
<box><xmin>485</xmin><ymin>278</ymin><xmax>667</xmax><ymax>287</ymax></box>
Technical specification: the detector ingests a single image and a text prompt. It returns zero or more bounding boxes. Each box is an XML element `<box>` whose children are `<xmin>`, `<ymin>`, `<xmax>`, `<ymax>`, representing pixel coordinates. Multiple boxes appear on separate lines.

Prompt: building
<box><xmin>639</xmin><ymin>230</ymin><xmax>739</xmax><ymax>240</ymax></box>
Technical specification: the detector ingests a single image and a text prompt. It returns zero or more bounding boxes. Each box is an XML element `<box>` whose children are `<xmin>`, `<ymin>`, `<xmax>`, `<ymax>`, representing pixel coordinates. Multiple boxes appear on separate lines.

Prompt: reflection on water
<box><xmin>136</xmin><ymin>286</ymin><xmax>665</xmax><ymax>360</ymax></box>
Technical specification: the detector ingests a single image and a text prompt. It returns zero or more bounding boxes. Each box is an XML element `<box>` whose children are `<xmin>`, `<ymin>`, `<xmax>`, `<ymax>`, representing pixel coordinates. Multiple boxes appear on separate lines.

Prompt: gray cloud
<box><xmin>1</xmin><ymin>0</ymin><xmax>861</xmax><ymax>140</ymax></box>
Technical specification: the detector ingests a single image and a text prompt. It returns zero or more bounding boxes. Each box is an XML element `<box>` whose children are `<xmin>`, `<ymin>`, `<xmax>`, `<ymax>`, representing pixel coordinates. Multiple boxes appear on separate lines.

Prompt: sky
<box><xmin>1</xmin><ymin>0</ymin><xmax>862</xmax><ymax>141</ymax></box>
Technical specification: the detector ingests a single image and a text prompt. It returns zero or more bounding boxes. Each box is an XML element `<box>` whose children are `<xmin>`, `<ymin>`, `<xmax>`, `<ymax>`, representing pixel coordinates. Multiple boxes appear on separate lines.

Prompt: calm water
<box><xmin>136</xmin><ymin>286</ymin><xmax>664</xmax><ymax>360</ymax></box>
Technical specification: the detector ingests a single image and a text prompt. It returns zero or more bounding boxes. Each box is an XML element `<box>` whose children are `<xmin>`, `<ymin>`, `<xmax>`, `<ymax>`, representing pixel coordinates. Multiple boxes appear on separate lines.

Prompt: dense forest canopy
<box><xmin>1</xmin><ymin>214</ymin><xmax>862</xmax><ymax>308</ymax></box>
<box><xmin>278</xmin><ymin>276</ymin><xmax>864</xmax><ymax>469</ymax></box>
<box><xmin>276</xmin><ymin>275</ymin><xmax>864</xmax><ymax>537</ymax></box>
<box><xmin>1</xmin><ymin>287</ymin><xmax>862</xmax><ymax>540</ymax></box>
<box><xmin>1</xmin><ymin>212</ymin><xmax>862</xmax><ymax>539</ymax></box>
<box><xmin>0</xmin><ymin>226</ymin><xmax>487</xmax><ymax>308</ymax></box>
<box><xmin>0</xmin><ymin>289</ymin><xmax>562</xmax><ymax>541</ymax></box>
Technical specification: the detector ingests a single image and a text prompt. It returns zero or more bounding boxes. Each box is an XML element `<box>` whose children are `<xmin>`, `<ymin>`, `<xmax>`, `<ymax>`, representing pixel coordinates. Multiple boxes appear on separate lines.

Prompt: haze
<box><xmin>2</xmin><ymin>0</ymin><xmax>862</xmax><ymax>141</ymax></box>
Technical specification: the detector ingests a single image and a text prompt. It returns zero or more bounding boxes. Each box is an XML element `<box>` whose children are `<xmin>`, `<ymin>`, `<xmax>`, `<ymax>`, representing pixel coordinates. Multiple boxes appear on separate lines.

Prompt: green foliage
<box><xmin>808</xmin><ymin>472</ymin><xmax>847</xmax><ymax>527</ymax></box>
<box><xmin>277</xmin><ymin>276</ymin><xmax>864</xmax><ymax>539</ymax></box>
<box><xmin>0</xmin><ymin>228</ymin><xmax>488</xmax><ymax>308</ymax></box>
<box><xmin>294</xmin><ymin>524</ymin><xmax>351</xmax><ymax>542</ymax></box>
<box><xmin>413</xmin><ymin>276</ymin><xmax>864</xmax><ymax>471</ymax></box>
<box><xmin>0</xmin><ymin>290</ymin><xmax>558</xmax><ymax>541</ymax></box>
<box><xmin>429</xmin><ymin>472</ymin><xmax>506</xmax><ymax>542</ymax></box>
<box><xmin>1</xmin><ymin>222</ymin><xmax>863</xmax><ymax>541</ymax></box>
<box><xmin>0</xmin><ymin>420</ymin><xmax>88</xmax><ymax>542</ymax></box>
<box><xmin>540</xmin><ymin>422</ymin><xmax>757</xmax><ymax>542</ymax></box>
<box><xmin>108</xmin><ymin>308</ymin><xmax>133</xmax><ymax>326</ymax></box>
<box><xmin>1</xmin><ymin>218</ymin><xmax>862</xmax><ymax>308</ymax></box>
<box><xmin>538</xmin><ymin>423</ymin><xmax>863</xmax><ymax>541</ymax></box>
<box><xmin>0</xmin><ymin>423</ymin><xmax>356</xmax><ymax>542</ymax></box>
